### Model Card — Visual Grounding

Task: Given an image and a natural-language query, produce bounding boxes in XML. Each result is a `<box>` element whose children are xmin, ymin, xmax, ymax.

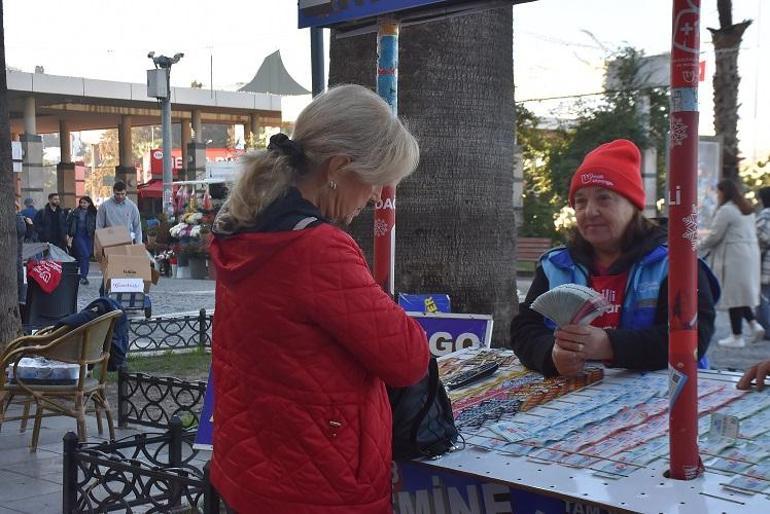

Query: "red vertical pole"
<box><xmin>668</xmin><ymin>0</ymin><xmax>702</xmax><ymax>480</ymax></box>
<box><xmin>374</xmin><ymin>17</ymin><xmax>399</xmax><ymax>295</ymax></box>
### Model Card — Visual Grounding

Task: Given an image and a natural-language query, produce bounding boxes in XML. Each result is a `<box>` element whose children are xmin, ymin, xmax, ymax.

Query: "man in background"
<box><xmin>96</xmin><ymin>180</ymin><xmax>143</xmax><ymax>244</ymax></box>
<box><xmin>19</xmin><ymin>197</ymin><xmax>37</xmax><ymax>242</ymax></box>
<box><xmin>34</xmin><ymin>193</ymin><xmax>67</xmax><ymax>248</ymax></box>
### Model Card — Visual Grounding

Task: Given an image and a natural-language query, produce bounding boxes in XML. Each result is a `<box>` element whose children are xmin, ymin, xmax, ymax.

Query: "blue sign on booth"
<box><xmin>193</xmin><ymin>371</ymin><xmax>215</xmax><ymax>450</ymax></box>
<box><xmin>394</xmin><ymin>460</ymin><xmax>616</xmax><ymax>514</ymax></box>
<box><xmin>398</xmin><ymin>293</ymin><xmax>451</xmax><ymax>314</ymax></box>
<box><xmin>407</xmin><ymin>312</ymin><xmax>493</xmax><ymax>357</ymax></box>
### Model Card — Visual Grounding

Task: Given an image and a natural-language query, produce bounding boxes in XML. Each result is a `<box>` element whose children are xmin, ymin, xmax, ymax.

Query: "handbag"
<box><xmin>388</xmin><ymin>357</ymin><xmax>459</xmax><ymax>460</ymax></box>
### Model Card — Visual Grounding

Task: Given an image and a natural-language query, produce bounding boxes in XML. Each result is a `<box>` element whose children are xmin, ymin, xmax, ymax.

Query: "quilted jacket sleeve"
<box><xmin>301</xmin><ymin>228</ymin><xmax>430</xmax><ymax>388</ymax></box>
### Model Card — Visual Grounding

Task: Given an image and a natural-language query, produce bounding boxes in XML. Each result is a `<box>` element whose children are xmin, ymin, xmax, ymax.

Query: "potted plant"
<box><xmin>180</xmin><ymin>241</ymin><xmax>208</xmax><ymax>280</ymax></box>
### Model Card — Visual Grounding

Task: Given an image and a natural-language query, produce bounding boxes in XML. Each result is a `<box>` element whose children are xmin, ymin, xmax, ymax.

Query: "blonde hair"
<box><xmin>219</xmin><ymin>84</ymin><xmax>419</xmax><ymax>233</ymax></box>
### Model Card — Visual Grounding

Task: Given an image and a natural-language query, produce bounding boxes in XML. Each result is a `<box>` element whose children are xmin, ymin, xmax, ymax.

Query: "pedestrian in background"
<box><xmin>20</xmin><ymin>197</ymin><xmax>37</xmax><ymax>242</ymax></box>
<box><xmin>33</xmin><ymin>192</ymin><xmax>67</xmax><ymax>249</ymax></box>
<box><xmin>96</xmin><ymin>181</ymin><xmax>142</xmax><ymax>244</ymax></box>
<box><xmin>756</xmin><ymin>186</ymin><xmax>770</xmax><ymax>336</ymax></box>
<box><xmin>67</xmin><ymin>195</ymin><xmax>97</xmax><ymax>285</ymax></box>
<box><xmin>700</xmin><ymin>179</ymin><xmax>763</xmax><ymax>347</ymax></box>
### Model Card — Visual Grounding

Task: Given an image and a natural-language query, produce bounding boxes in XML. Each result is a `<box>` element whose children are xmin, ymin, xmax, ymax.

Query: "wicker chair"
<box><xmin>0</xmin><ymin>310</ymin><xmax>122</xmax><ymax>450</ymax></box>
<box><xmin>0</xmin><ymin>325</ymin><xmax>69</xmax><ymax>434</ymax></box>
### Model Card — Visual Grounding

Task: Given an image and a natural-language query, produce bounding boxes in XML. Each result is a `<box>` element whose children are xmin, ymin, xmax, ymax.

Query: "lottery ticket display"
<box><xmin>398</xmin><ymin>347</ymin><xmax>770</xmax><ymax>514</ymax></box>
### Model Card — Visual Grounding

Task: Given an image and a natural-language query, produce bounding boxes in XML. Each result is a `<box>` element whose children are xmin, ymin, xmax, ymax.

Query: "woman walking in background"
<box><xmin>67</xmin><ymin>195</ymin><xmax>97</xmax><ymax>285</ymax></box>
<box><xmin>700</xmin><ymin>179</ymin><xmax>763</xmax><ymax>348</ymax></box>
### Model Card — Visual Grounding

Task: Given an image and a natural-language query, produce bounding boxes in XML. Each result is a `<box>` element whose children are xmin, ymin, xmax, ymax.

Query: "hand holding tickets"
<box><xmin>531</xmin><ymin>284</ymin><xmax>613</xmax><ymax>376</ymax></box>
<box><xmin>530</xmin><ymin>284</ymin><xmax>610</xmax><ymax>328</ymax></box>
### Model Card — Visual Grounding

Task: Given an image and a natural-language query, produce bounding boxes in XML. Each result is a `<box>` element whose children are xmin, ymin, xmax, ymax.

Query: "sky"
<box><xmin>4</xmin><ymin>0</ymin><xmax>768</xmax><ymax>163</ymax></box>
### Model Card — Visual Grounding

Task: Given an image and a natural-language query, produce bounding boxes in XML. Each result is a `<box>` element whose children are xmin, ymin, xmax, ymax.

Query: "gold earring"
<box><xmin>329</xmin><ymin>181</ymin><xmax>337</xmax><ymax>190</ymax></box>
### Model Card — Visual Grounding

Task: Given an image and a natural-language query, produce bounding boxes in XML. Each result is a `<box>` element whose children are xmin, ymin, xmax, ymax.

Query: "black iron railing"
<box><xmin>128</xmin><ymin>309</ymin><xmax>212</xmax><ymax>354</ymax></box>
<box><xmin>118</xmin><ymin>370</ymin><xmax>208</xmax><ymax>430</ymax></box>
<box><xmin>62</xmin><ymin>417</ymin><xmax>226</xmax><ymax>513</ymax></box>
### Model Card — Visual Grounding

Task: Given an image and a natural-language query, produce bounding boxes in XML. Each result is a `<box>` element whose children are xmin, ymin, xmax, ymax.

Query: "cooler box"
<box><xmin>6</xmin><ymin>357</ymin><xmax>79</xmax><ymax>385</ymax></box>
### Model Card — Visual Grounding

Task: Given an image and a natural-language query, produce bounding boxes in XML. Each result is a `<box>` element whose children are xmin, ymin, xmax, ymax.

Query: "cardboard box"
<box><xmin>94</xmin><ymin>226</ymin><xmax>132</xmax><ymax>259</ymax></box>
<box><xmin>103</xmin><ymin>254</ymin><xmax>153</xmax><ymax>293</ymax></box>
<box><xmin>103</xmin><ymin>243</ymin><xmax>148</xmax><ymax>259</ymax></box>
<box><xmin>104</xmin><ymin>243</ymin><xmax>160</xmax><ymax>285</ymax></box>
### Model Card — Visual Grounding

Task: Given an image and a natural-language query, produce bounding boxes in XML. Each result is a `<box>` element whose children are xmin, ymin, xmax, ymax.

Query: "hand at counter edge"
<box><xmin>737</xmin><ymin>360</ymin><xmax>770</xmax><ymax>391</ymax></box>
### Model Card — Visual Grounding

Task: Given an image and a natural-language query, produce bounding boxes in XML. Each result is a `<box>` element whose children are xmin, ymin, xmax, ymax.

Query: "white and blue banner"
<box><xmin>394</xmin><ymin>461</ymin><xmax>618</xmax><ymax>514</ymax></box>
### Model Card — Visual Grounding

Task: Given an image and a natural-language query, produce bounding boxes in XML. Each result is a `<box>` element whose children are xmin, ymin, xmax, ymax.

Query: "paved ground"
<box><xmin>0</xmin><ymin>402</ymin><xmax>139</xmax><ymax>513</ymax></box>
<box><xmin>0</xmin><ymin>400</ymin><xmax>210</xmax><ymax>513</ymax></box>
<box><xmin>77</xmin><ymin>269</ymin><xmax>215</xmax><ymax>317</ymax></box>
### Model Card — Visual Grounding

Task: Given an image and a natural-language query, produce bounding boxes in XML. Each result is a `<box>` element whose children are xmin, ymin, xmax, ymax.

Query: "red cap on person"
<box><xmin>568</xmin><ymin>139</ymin><xmax>645</xmax><ymax>210</ymax></box>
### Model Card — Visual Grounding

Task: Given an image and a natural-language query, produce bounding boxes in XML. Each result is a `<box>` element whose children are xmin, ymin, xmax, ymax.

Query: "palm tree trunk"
<box><xmin>330</xmin><ymin>8</ymin><xmax>518</xmax><ymax>345</ymax></box>
<box><xmin>708</xmin><ymin>0</ymin><xmax>752</xmax><ymax>180</ymax></box>
<box><xmin>0</xmin><ymin>0</ymin><xmax>23</xmax><ymax>350</ymax></box>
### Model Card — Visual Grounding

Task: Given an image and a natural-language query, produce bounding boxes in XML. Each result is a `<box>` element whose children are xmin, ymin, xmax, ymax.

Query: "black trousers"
<box><xmin>729</xmin><ymin>306</ymin><xmax>755</xmax><ymax>335</ymax></box>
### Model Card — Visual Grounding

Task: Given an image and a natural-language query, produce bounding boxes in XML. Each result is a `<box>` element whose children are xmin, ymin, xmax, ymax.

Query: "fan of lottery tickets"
<box><xmin>531</xmin><ymin>284</ymin><xmax>610</xmax><ymax>328</ymax></box>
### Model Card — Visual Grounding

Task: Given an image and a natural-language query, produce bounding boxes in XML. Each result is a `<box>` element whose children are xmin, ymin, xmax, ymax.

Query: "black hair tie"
<box><xmin>267</xmin><ymin>133</ymin><xmax>307</xmax><ymax>174</ymax></box>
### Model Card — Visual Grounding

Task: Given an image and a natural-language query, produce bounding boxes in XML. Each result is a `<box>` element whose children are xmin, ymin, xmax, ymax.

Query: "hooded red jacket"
<box><xmin>209</xmin><ymin>224</ymin><xmax>429</xmax><ymax>514</ymax></box>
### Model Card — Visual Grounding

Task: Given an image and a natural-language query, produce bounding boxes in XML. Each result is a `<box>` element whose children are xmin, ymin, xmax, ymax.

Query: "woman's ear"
<box><xmin>324</xmin><ymin>155</ymin><xmax>351</xmax><ymax>182</ymax></box>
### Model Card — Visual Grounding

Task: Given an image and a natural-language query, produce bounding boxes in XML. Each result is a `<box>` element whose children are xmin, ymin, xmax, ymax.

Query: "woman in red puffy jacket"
<box><xmin>209</xmin><ymin>84</ymin><xmax>430</xmax><ymax>514</ymax></box>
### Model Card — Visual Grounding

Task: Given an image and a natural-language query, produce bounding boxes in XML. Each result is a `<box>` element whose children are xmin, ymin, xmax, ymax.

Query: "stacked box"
<box><xmin>95</xmin><ymin>227</ymin><xmax>160</xmax><ymax>293</ymax></box>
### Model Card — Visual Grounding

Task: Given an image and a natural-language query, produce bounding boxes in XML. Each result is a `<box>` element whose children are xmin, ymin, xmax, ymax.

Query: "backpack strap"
<box><xmin>293</xmin><ymin>216</ymin><xmax>320</xmax><ymax>231</ymax></box>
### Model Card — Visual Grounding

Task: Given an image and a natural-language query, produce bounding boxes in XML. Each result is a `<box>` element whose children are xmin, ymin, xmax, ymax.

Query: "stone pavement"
<box><xmin>0</xmin><ymin>399</ymin><xmax>212</xmax><ymax>513</ymax></box>
<box><xmin>77</xmin><ymin>269</ymin><xmax>215</xmax><ymax>317</ymax></box>
<box><xmin>0</xmin><ymin>400</ymin><xmax>140</xmax><ymax>513</ymax></box>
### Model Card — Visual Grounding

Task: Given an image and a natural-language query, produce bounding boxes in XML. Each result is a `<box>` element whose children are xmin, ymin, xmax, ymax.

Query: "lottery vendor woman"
<box><xmin>510</xmin><ymin>139</ymin><xmax>720</xmax><ymax>377</ymax></box>
<box><xmin>209</xmin><ymin>84</ymin><xmax>430</xmax><ymax>514</ymax></box>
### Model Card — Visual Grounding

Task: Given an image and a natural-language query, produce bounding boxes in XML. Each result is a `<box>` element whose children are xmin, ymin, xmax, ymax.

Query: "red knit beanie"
<box><xmin>568</xmin><ymin>139</ymin><xmax>645</xmax><ymax>210</ymax></box>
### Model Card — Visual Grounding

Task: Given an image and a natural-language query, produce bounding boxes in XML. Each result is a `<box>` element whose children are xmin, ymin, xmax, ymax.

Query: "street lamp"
<box><xmin>147</xmin><ymin>51</ymin><xmax>184</xmax><ymax>219</ymax></box>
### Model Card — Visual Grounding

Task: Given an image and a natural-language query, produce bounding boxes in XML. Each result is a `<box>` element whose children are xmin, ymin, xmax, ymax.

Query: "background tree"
<box><xmin>82</xmin><ymin>129</ymin><xmax>119</xmax><ymax>200</ymax></box>
<box><xmin>0</xmin><ymin>0</ymin><xmax>23</xmax><ymax>350</ymax></box>
<box><xmin>708</xmin><ymin>0</ymin><xmax>752</xmax><ymax>180</ymax></box>
<box><xmin>518</xmin><ymin>47</ymin><xmax>669</xmax><ymax>241</ymax></box>
<box><xmin>330</xmin><ymin>8</ymin><xmax>518</xmax><ymax>345</ymax></box>
<box><xmin>516</xmin><ymin>105</ymin><xmax>569</xmax><ymax>240</ymax></box>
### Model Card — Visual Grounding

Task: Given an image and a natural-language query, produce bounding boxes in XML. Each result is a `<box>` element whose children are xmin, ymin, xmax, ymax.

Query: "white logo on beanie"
<box><xmin>580</xmin><ymin>172</ymin><xmax>615</xmax><ymax>187</ymax></box>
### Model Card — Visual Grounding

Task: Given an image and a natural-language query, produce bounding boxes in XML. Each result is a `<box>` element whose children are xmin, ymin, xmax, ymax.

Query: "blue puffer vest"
<box><xmin>539</xmin><ymin>246</ymin><xmax>718</xmax><ymax>369</ymax></box>
<box><xmin>540</xmin><ymin>246</ymin><xmax>668</xmax><ymax>330</ymax></box>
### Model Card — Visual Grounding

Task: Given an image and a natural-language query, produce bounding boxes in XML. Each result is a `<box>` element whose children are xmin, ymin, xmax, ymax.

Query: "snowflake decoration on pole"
<box><xmin>671</xmin><ymin>116</ymin><xmax>689</xmax><ymax>147</ymax></box>
<box><xmin>682</xmin><ymin>203</ymin><xmax>698</xmax><ymax>251</ymax></box>
<box><xmin>374</xmin><ymin>218</ymin><xmax>390</xmax><ymax>238</ymax></box>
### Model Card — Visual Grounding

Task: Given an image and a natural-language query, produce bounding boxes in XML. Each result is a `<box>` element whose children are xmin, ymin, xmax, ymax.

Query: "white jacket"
<box><xmin>700</xmin><ymin>201</ymin><xmax>760</xmax><ymax>308</ymax></box>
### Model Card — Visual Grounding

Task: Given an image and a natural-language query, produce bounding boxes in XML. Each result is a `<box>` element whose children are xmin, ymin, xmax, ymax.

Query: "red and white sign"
<box><xmin>149</xmin><ymin>148</ymin><xmax>184</xmax><ymax>178</ymax></box>
<box><xmin>26</xmin><ymin>260</ymin><xmax>63</xmax><ymax>294</ymax></box>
